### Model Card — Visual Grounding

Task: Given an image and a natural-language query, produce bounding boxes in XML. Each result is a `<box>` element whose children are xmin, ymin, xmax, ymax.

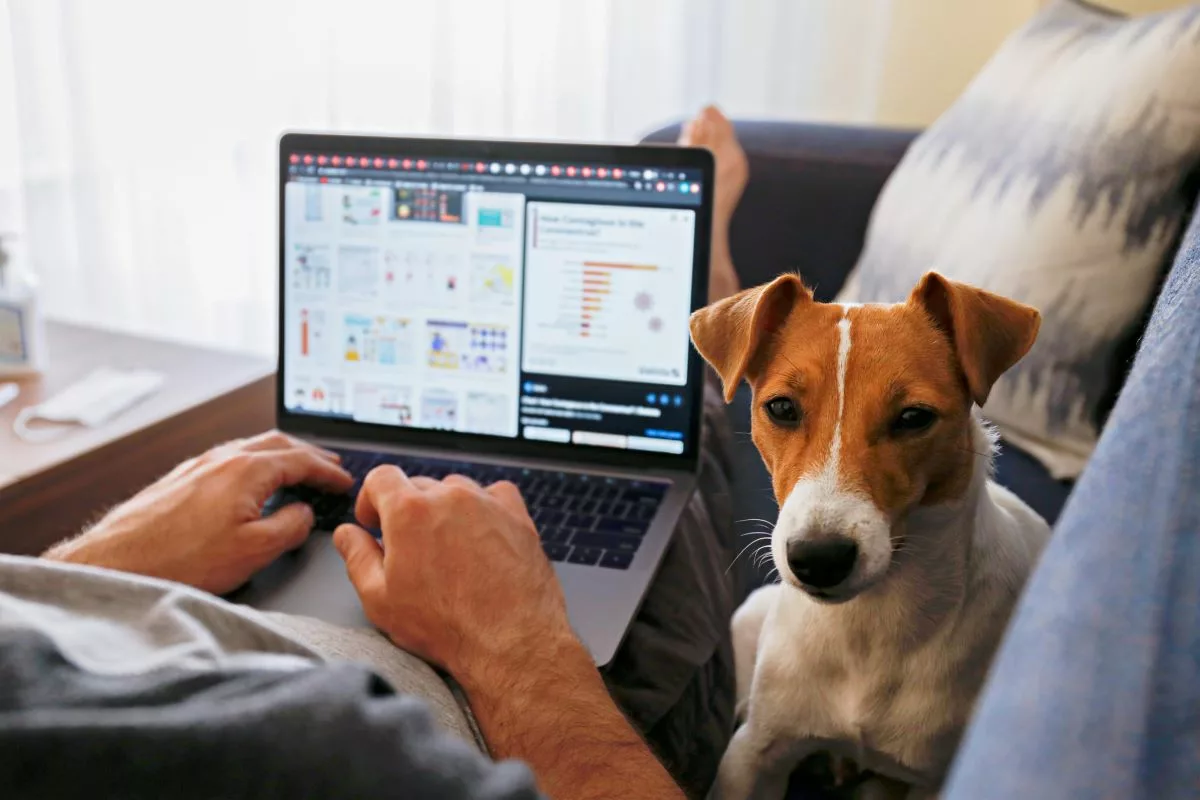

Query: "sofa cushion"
<box><xmin>991</xmin><ymin>441</ymin><xmax>1074</xmax><ymax>525</ymax></box>
<box><xmin>837</xmin><ymin>0</ymin><xmax>1200</xmax><ymax>479</ymax></box>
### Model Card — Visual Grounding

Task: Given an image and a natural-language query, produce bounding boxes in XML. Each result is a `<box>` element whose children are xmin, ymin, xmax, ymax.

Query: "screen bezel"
<box><xmin>277</xmin><ymin>131</ymin><xmax>713</xmax><ymax>473</ymax></box>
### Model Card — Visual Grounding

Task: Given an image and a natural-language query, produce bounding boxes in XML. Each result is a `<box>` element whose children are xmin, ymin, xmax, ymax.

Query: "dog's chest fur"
<box><xmin>749</xmin><ymin>479</ymin><xmax>1047</xmax><ymax>786</ymax></box>
<box><xmin>753</xmin><ymin>596</ymin><xmax>973</xmax><ymax>783</ymax></box>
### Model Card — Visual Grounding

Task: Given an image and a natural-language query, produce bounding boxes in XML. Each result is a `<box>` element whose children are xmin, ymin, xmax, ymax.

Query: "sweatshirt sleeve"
<box><xmin>0</xmin><ymin>630</ymin><xmax>544</xmax><ymax>800</ymax></box>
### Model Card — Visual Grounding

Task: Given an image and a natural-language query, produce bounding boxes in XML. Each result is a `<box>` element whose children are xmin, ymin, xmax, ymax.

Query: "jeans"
<box><xmin>944</xmin><ymin>215</ymin><xmax>1200</xmax><ymax>799</ymax></box>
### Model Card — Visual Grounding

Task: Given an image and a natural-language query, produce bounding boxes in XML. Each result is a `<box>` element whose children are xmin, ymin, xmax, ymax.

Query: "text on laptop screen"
<box><xmin>282</xmin><ymin>152</ymin><xmax>703</xmax><ymax>456</ymax></box>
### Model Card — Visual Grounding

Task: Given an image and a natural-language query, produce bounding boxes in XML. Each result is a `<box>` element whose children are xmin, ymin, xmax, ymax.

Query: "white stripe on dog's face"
<box><xmin>772</xmin><ymin>306</ymin><xmax>892</xmax><ymax>599</ymax></box>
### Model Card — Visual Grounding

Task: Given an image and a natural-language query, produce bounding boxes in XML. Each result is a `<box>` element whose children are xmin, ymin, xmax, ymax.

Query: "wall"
<box><xmin>871</xmin><ymin>0</ymin><xmax>1195</xmax><ymax>128</ymax></box>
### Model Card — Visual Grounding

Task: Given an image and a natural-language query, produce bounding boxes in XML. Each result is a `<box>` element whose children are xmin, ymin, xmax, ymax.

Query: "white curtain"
<box><xmin>0</xmin><ymin>0</ymin><xmax>892</xmax><ymax>356</ymax></box>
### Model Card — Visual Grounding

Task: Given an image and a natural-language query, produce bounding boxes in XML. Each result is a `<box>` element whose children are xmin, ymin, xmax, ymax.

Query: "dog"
<box><xmin>690</xmin><ymin>272</ymin><xmax>1051</xmax><ymax>799</ymax></box>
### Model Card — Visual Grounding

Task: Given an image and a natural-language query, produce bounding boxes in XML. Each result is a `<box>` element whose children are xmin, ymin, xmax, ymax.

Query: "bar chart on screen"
<box><xmin>522</xmin><ymin>202</ymin><xmax>695</xmax><ymax>385</ymax></box>
<box><xmin>564</xmin><ymin>259</ymin><xmax>660</xmax><ymax>341</ymax></box>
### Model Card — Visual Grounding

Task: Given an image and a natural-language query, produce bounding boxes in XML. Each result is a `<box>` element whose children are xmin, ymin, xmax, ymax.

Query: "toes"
<box><xmin>680</xmin><ymin>106</ymin><xmax>725</xmax><ymax>149</ymax></box>
<box><xmin>676</xmin><ymin>119</ymin><xmax>696</xmax><ymax>146</ymax></box>
<box><xmin>681</xmin><ymin>105</ymin><xmax>739</xmax><ymax>154</ymax></box>
<box><xmin>677</xmin><ymin>119</ymin><xmax>695</xmax><ymax>146</ymax></box>
<box><xmin>700</xmin><ymin>104</ymin><xmax>729</xmax><ymax>126</ymax></box>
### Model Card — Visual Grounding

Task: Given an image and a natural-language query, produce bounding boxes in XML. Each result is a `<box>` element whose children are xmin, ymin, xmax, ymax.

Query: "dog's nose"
<box><xmin>786</xmin><ymin>536</ymin><xmax>858</xmax><ymax>590</ymax></box>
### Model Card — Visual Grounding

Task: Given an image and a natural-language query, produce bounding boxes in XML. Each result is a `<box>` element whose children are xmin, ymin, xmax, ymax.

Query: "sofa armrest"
<box><xmin>642</xmin><ymin>120</ymin><xmax>918</xmax><ymax>299</ymax></box>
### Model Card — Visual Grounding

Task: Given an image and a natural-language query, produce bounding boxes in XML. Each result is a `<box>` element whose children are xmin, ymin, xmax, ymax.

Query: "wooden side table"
<box><xmin>0</xmin><ymin>322</ymin><xmax>275</xmax><ymax>555</ymax></box>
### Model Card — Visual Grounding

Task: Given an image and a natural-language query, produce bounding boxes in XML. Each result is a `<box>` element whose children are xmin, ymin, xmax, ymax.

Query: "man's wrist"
<box><xmin>456</xmin><ymin>628</ymin><xmax>598</xmax><ymax>708</ymax></box>
<box><xmin>451</xmin><ymin>623</ymin><xmax>685</xmax><ymax>799</ymax></box>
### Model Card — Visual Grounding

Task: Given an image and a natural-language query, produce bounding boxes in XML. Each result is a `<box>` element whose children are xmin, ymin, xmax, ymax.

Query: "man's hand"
<box><xmin>45</xmin><ymin>431</ymin><xmax>353</xmax><ymax>594</ymax></box>
<box><xmin>332</xmin><ymin>467</ymin><xmax>575</xmax><ymax>678</ymax></box>
<box><xmin>333</xmin><ymin>467</ymin><xmax>685</xmax><ymax>800</ymax></box>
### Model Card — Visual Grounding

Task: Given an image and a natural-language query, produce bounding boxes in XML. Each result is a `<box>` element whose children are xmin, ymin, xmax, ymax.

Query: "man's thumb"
<box><xmin>333</xmin><ymin>524</ymin><xmax>385</xmax><ymax>602</ymax></box>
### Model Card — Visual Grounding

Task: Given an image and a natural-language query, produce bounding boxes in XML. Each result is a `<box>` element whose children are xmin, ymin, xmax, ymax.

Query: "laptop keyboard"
<box><xmin>264</xmin><ymin>448</ymin><xmax>669</xmax><ymax>571</ymax></box>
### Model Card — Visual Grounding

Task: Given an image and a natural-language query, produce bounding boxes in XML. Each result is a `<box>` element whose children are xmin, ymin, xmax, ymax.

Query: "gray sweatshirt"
<box><xmin>0</xmin><ymin>555</ymin><xmax>542</xmax><ymax>800</ymax></box>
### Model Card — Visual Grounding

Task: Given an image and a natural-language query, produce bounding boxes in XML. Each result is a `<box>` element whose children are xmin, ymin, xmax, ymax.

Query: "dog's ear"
<box><xmin>689</xmin><ymin>274</ymin><xmax>811</xmax><ymax>402</ymax></box>
<box><xmin>908</xmin><ymin>271</ymin><xmax>1041</xmax><ymax>407</ymax></box>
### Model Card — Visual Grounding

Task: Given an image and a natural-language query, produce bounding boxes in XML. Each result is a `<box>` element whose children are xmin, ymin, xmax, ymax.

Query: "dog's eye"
<box><xmin>764</xmin><ymin>397</ymin><xmax>800</xmax><ymax>425</ymax></box>
<box><xmin>892</xmin><ymin>406</ymin><xmax>937</xmax><ymax>434</ymax></box>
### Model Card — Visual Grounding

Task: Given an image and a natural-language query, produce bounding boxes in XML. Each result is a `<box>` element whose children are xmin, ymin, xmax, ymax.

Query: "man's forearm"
<box><xmin>459</xmin><ymin>636</ymin><xmax>684</xmax><ymax>800</ymax></box>
<box><xmin>42</xmin><ymin>521</ymin><xmax>152</xmax><ymax>577</ymax></box>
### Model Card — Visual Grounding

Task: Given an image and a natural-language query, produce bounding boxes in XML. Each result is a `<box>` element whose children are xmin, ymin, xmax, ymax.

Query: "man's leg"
<box><xmin>260</xmin><ymin>611</ymin><xmax>487</xmax><ymax>749</ymax></box>
<box><xmin>679</xmin><ymin>105</ymin><xmax>748</xmax><ymax>304</ymax></box>
<box><xmin>602</xmin><ymin>106</ymin><xmax>750</xmax><ymax>798</ymax></box>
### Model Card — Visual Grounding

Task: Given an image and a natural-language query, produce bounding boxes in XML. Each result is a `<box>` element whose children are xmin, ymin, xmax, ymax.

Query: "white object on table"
<box><xmin>13</xmin><ymin>367</ymin><xmax>164</xmax><ymax>443</ymax></box>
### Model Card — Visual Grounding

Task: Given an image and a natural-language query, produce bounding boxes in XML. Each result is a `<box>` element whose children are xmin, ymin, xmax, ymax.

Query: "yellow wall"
<box><xmin>872</xmin><ymin>0</ymin><xmax>1196</xmax><ymax>128</ymax></box>
<box><xmin>874</xmin><ymin>0</ymin><xmax>1039</xmax><ymax>127</ymax></box>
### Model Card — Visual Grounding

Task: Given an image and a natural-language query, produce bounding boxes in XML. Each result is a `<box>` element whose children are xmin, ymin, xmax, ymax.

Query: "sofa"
<box><xmin>644</xmin><ymin>120</ymin><xmax>1199</xmax><ymax>797</ymax></box>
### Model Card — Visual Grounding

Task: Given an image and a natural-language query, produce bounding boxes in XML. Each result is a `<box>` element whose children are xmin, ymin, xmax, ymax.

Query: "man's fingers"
<box><xmin>442</xmin><ymin>473</ymin><xmax>482</xmax><ymax>491</ymax></box>
<box><xmin>244</xmin><ymin>502</ymin><xmax>315</xmax><ymax>556</ymax></box>
<box><xmin>245</xmin><ymin>450</ymin><xmax>352</xmax><ymax>507</ymax></box>
<box><xmin>239</xmin><ymin>431</ymin><xmax>341</xmax><ymax>463</ymax></box>
<box><xmin>486</xmin><ymin>480</ymin><xmax>530</xmax><ymax>517</ymax></box>
<box><xmin>333</xmin><ymin>524</ymin><xmax>386</xmax><ymax>606</ymax></box>
<box><xmin>355</xmin><ymin>465</ymin><xmax>415</xmax><ymax>529</ymax></box>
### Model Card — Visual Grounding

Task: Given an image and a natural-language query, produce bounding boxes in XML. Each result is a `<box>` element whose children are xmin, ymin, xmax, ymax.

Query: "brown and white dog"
<box><xmin>691</xmin><ymin>272</ymin><xmax>1051</xmax><ymax>799</ymax></box>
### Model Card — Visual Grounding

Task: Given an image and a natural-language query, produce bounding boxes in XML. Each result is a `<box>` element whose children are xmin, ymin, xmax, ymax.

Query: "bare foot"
<box><xmin>679</xmin><ymin>105</ymin><xmax>748</xmax><ymax>302</ymax></box>
<box><xmin>680</xmin><ymin>106</ymin><xmax>749</xmax><ymax>227</ymax></box>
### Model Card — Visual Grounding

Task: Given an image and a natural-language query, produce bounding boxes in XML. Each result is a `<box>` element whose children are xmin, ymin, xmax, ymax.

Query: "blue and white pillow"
<box><xmin>838</xmin><ymin>0</ymin><xmax>1200</xmax><ymax>479</ymax></box>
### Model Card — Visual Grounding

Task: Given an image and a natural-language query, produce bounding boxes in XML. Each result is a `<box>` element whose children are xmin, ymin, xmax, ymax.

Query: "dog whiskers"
<box><xmin>726</xmin><ymin>533</ymin><xmax>773</xmax><ymax>575</ymax></box>
<box><xmin>751</xmin><ymin>543</ymin><xmax>773</xmax><ymax>568</ymax></box>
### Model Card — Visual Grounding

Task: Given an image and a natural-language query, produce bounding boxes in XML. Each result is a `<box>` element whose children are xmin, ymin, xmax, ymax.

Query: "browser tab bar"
<box><xmin>286</xmin><ymin>152</ymin><xmax>704</xmax><ymax>196</ymax></box>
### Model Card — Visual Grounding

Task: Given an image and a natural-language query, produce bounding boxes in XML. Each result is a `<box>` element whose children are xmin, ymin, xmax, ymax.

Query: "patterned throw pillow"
<box><xmin>838</xmin><ymin>0</ymin><xmax>1200</xmax><ymax>479</ymax></box>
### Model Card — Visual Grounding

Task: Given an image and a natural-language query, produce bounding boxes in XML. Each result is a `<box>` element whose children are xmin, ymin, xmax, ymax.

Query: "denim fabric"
<box><xmin>945</xmin><ymin>208</ymin><xmax>1200</xmax><ymax>798</ymax></box>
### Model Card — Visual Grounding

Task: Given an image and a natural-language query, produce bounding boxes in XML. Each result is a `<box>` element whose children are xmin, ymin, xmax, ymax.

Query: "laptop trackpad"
<box><xmin>230</xmin><ymin>534</ymin><xmax>371</xmax><ymax>628</ymax></box>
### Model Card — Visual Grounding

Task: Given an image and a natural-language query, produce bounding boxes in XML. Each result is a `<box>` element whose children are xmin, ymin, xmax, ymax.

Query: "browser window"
<box><xmin>282</xmin><ymin>153</ymin><xmax>703</xmax><ymax>455</ymax></box>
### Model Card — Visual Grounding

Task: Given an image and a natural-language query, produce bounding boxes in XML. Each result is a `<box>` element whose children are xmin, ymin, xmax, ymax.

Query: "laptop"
<box><xmin>236</xmin><ymin>133</ymin><xmax>713</xmax><ymax>667</ymax></box>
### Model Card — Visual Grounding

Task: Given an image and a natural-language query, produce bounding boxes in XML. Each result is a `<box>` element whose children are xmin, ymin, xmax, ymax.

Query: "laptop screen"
<box><xmin>280</xmin><ymin>138</ymin><xmax>709</xmax><ymax>461</ymax></box>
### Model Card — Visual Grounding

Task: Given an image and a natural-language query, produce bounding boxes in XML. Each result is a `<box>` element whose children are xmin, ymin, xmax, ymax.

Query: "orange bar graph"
<box><xmin>583</xmin><ymin>261</ymin><xmax>658</xmax><ymax>271</ymax></box>
<box><xmin>565</xmin><ymin>260</ymin><xmax>651</xmax><ymax>341</ymax></box>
